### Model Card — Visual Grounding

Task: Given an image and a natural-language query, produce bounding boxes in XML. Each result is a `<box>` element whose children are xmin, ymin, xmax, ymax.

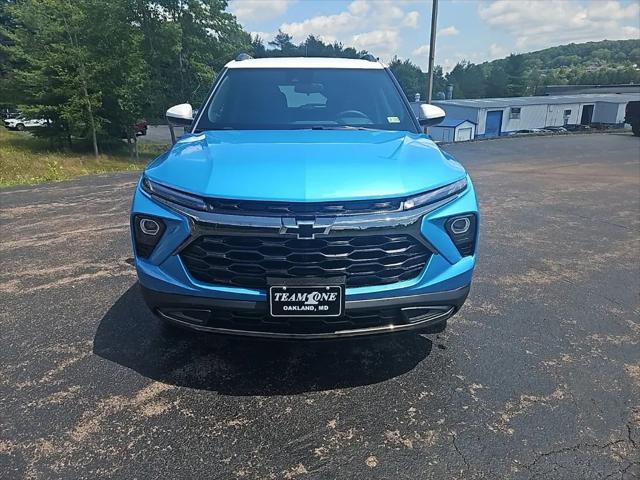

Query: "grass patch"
<box><xmin>0</xmin><ymin>127</ymin><xmax>168</xmax><ymax>187</ymax></box>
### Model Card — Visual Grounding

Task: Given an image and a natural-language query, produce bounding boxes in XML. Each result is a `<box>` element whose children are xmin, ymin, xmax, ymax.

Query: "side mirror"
<box><xmin>166</xmin><ymin>103</ymin><xmax>193</xmax><ymax>144</ymax></box>
<box><xmin>166</xmin><ymin>103</ymin><xmax>193</xmax><ymax>126</ymax></box>
<box><xmin>418</xmin><ymin>104</ymin><xmax>445</xmax><ymax>127</ymax></box>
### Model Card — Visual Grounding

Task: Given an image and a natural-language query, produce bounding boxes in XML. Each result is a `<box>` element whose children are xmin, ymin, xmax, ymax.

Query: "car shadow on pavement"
<box><xmin>93</xmin><ymin>283</ymin><xmax>433</xmax><ymax>395</ymax></box>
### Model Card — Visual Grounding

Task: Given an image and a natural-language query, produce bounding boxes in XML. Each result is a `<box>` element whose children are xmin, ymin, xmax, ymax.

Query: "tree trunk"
<box><xmin>66</xmin><ymin>124</ymin><xmax>73</xmax><ymax>150</ymax></box>
<box><xmin>59</xmin><ymin>13</ymin><xmax>98</xmax><ymax>158</ymax></box>
<box><xmin>127</xmin><ymin>130</ymin><xmax>133</xmax><ymax>160</ymax></box>
<box><xmin>134</xmin><ymin>132</ymin><xmax>139</xmax><ymax>162</ymax></box>
<box><xmin>82</xmin><ymin>84</ymin><xmax>99</xmax><ymax>159</ymax></box>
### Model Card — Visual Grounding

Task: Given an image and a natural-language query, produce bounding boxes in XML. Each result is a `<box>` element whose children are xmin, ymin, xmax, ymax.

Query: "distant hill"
<box><xmin>490</xmin><ymin>39</ymin><xmax>640</xmax><ymax>71</ymax></box>
<box><xmin>443</xmin><ymin>39</ymin><xmax>640</xmax><ymax>100</ymax></box>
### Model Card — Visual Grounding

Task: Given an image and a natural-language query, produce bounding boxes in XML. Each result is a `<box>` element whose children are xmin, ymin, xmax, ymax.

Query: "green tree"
<box><xmin>0</xmin><ymin>0</ymin><xmax>18</xmax><ymax>109</ymax></box>
<box><xmin>504</xmin><ymin>54</ymin><xmax>527</xmax><ymax>96</ymax></box>
<box><xmin>388</xmin><ymin>57</ymin><xmax>445</xmax><ymax>101</ymax></box>
<box><xmin>485</xmin><ymin>65</ymin><xmax>509</xmax><ymax>97</ymax></box>
<box><xmin>389</xmin><ymin>57</ymin><xmax>425</xmax><ymax>100</ymax></box>
<box><xmin>445</xmin><ymin>62</ymin><xmax>485</xmax><ymax>98</ymax></box>
<box><xmin>268</xmin><ymin>30</ymin><xmax>296</xmax><ymax>56</ymax></box>
<box><xmin>460</xmin><ymin>63</ymin><xmax>485</xmax><ymax>98</ymax></box>
<box><xmin>3</xmin><ymin>0</ymin><xmax>251</xmax><ymax>152</ymax></box>
<box><xmin>431</xmin><ymin>66</ymin><xmax>447</xmax><ymax>99</ymax></box>
<box><xmin>7</xmin><ymin>0</ymin><xmax>141</xmax><ymax>156</ymax></box>
<box><xmin>135</xmin><ymin>0</ymin><xmax>251</xmax><ymax>117</ymax></box>
<box><xmin>251</xmin><ymin>34</ymin><xmax>267</xmax><ymax>57</ymax></box>
<box><xmin>592</xmin><ymin>48</ymin><xmax>612</xmax><ymax>62</ymax></box>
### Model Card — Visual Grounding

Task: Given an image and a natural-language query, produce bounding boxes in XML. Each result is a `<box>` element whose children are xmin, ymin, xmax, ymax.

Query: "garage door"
<box><xmin>456</xmin><ymin>127</ymin><xmax>473</xmax><ymax>141</ymax></box>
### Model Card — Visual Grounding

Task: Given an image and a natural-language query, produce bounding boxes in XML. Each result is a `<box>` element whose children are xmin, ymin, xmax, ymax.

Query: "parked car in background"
<box><xmin>565</xmin><ymin>124</ymin><xmax>591</xmax><ymax>132</ymax></box>
<box><xmin>134</xmin><ymin>120</ymin><xmax>148</xmax><ymax>136</ymax></box>
<box><xmin>3</xmin><ymin>116</ymin><xmax>47</xmax><ymax>131</ymax></box>
<box><xmin>120</xmin><ymin>120</ymin><xmax>148</xmax><ymax>139</ymax></box>
<box><xmin>543</xmin><ymin>126</ymin><xmax>568</xmax><ymax>133</ymax></box>
<box><xmin>508</xmin><ymin>128</ymin><xmax>547</xmax><ymax>136</ymax></box>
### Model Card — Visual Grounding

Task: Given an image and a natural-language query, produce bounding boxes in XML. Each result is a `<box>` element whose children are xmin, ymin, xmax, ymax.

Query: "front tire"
<box><xmin>16</xmin><ymin>123</ymin><xmax>25</xmax><ymax>131</ymax></box>
<box><xmin>632</xmin><ymin>123</ymin><xmax>640</xmax><ymax>137</ymax></box>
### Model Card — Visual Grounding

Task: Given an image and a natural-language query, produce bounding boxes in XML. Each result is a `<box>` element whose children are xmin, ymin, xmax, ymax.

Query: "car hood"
<box><xmin>145</xmin><ymin>130</ymin><xmax>466</xmax><ymax>202</ymax></box>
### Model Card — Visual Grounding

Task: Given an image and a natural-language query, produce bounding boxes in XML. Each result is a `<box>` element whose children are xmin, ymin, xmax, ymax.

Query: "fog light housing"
<box><xmin>133</xmin><ymin>214</ymin><xmax>166</xmax><ymax>258</ymax></box>
<box><xmin>450</xmin><ymin>217</ymin><xmax>470</xmax><ymax>234</ymax></box>
<box><xmin>140</xmin><ymin>218</ymin><xmax>160</xmax><ymax>235</ymax></box>
<box><xmin>445</xmin><ymin>214</ymin><xmax>477</xmax><ymax>257</ymax></box>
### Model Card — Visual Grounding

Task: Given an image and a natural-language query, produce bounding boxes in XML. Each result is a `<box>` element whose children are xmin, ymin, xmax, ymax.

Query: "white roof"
<box><xmin>433</xmin><ymin>93</ymin><xmax>640</xmax><ymax>109</ymax></box>
<box><xmin>225</xmin><ymin>57</ymin><xmax>384</xmax><ymax>69</ymax></box>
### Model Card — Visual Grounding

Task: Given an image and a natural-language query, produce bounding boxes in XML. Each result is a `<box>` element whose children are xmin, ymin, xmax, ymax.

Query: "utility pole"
<box><xmin>427</xmin><ymin>0</ymin><xmax>439</xmax><ymax>104</ymax></box>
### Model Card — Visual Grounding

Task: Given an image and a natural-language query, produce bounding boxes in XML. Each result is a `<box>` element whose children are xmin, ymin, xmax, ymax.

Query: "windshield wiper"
<box><xmin>306</xmin><ymin>125</ymin><xmax>381</xmax><ymax>131</ymax></box>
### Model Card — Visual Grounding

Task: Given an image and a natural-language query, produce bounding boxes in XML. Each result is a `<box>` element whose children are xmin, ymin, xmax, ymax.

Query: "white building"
<box><xmin>428</xmin><ymin>118</ymin><xmax>476</xmax><ymax>142</ymax></box>
<box><xmin>427</xmin><ymin>93</ymin><xmax>640</xmax><ymax>138</ymax></box>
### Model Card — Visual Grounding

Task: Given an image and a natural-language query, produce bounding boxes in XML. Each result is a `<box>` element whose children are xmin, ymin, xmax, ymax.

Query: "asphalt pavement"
<box><xmin>1</xmin><ymin>133</ymin><xmax>639</xmax><ymax>479</ymax></box>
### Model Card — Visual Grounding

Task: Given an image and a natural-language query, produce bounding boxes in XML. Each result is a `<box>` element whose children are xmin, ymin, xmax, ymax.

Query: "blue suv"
<box><xmin>131</xmin><ymin>55</ymin><xmax>479</xmax><ymax>339</ymax></box>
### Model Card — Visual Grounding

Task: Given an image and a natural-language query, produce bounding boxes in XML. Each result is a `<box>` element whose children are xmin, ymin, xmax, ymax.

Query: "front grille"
<box><xmin>181</xmin><ymin>234</ymin><xmax>431</xmax><ymax>290</ymax></box>
<box><xmin>205</xmin><ymin>198</ymin><xmax>403</xmax><ymax>216</ymax></box>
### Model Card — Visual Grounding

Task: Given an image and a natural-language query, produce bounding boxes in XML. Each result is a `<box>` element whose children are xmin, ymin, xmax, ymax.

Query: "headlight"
<box><xmin>403</xmin><ymin>177</ymin><xmax>467</xmax><ymax>210</ymax></box>
<box><xmin>141</xmin><ymin>176</ymin><xmax>207</xmax><ymax>211</ymax></box>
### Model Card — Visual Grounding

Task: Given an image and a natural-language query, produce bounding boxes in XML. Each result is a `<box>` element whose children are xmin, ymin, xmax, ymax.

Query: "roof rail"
<box><xmin>360</xmin><ymin>54</ymin><xmax>378</xmax><ymax>62</ymax></box>
<box><xmin>235</xmin><ymin>53</ymin><xmax>253</xmax><ymax>61</ymax></box>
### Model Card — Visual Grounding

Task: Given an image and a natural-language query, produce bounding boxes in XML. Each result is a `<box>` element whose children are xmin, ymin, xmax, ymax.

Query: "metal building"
<box><xmin>427</xmin><ymin>93</ymin><xmax>640</xmax><ymax>138</ymax></box>
<box><xmin>537</xmin><ymin>84</ymin><xmax>640</xmax><ymax>95</ymax></box>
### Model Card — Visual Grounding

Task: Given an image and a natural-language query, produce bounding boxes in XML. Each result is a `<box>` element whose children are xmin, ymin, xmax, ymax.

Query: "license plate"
<box><xmin>269</xmin><ymin>285</ymin><xmax>344</xmax><ymax>317</ymax></box>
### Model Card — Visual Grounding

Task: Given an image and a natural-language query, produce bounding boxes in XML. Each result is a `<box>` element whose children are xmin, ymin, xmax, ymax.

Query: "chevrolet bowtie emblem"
<box><xmin>281</xmin><ymin>218</ymin><xmax>334</xmax><ymax>239</ymax></box>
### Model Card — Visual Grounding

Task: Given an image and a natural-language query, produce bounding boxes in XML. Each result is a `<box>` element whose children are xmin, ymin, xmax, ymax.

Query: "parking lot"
<box><xmin>1</xmin><ymin>133</ymin><xmax>638</xmax><ymax>479</ymax></box>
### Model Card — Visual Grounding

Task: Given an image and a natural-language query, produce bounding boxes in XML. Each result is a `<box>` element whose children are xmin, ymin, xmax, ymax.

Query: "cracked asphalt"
<box><xmin>1</xmin><ymin>133</ymin><xmax>639</xmax><ymax>479</ymax></box>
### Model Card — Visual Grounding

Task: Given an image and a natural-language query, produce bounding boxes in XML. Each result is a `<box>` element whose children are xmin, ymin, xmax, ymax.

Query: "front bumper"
<box><xmin>131</xmin><ymin>175</ymin><xmax>479</xmax><ymax>338</ymax></box>
<box><xmin>142</xmin><ymin>283</ymin><xmax>469</xmax><ymax>339</ymax></box>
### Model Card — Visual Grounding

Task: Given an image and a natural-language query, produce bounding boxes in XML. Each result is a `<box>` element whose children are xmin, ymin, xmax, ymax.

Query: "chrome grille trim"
<box><xmin>148</xmin><ymin>193</ymin><xmax>458</xmax><ymax>257</ymax></box>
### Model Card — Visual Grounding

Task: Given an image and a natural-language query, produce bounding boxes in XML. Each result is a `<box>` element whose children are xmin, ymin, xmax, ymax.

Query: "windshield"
<box><xmin>194</xmin><ymin>68</ymin><xmax>417</xmax><ymax>132</ymax></box>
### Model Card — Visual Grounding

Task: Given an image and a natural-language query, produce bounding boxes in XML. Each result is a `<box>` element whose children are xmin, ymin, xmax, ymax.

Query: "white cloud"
<box><xmin>489</xmin><ymin>42</ymin><xmax>507</xmax><ymax>59</ymax></box>
<box><xmin>479</xmin><ymin>0</ymin><xmax>640</xmax><ymax>50</ymax></box>
<box><xmin>383</xmin><ymin>4</ymin><xmax>407</xmax><ymax>21</ymax></box>
<box><xmin>352</xmin><ymin>30</ymin><xmax>400</xmax><ymax>53</ymax></box>
<box><xmin>279</xmin><ymin>0</ymin><xmax>422</xmax><ymax>59</ymax></box>
<box><xmin>348</xmin><ymin>0</ymin><xmax>370</xmax><ymax>16</ymax></box>
<box><xmin>438</xmin><ymin>25</ymin><xmax>460</xmax><ymax>37</ymax></box>
<box><xmin>439</xmin><ymin>51</ymin><xmax>487</xmax><ymax>72</ymax></box>
<box><xmin>280</xmin><ymin>12</ymin><xmax>355</xmax><ymax>44</ymax></box>
<box><xmin>403</xmin><ymin>11</ymin><xmax>420</xmax><ymax>28</ymax></box>
<box><xmin>412</xmin><ymin>44</ymin><xmax>430</xmax><ymax>57</ymax></box>
<box><xmin>584</xmin><ymin>0</ymin><xmax>640</xmax><ymax>19</ymax></box>
<box><xmin>623</xmin><ymin>25</ymin><xmax>640</xmax><ymax>37</ymax></box>
<box><xmin>229</xmin><ymin>0</ymin><xmax>293</xmax><ymax>25</ymax></box>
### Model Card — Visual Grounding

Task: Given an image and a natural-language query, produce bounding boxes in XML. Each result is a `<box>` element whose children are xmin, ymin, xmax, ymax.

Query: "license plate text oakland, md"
<box><xmin>269</xmin><ymin>286</ymin><xmax>343</xmax><ymax>317</ymax></box>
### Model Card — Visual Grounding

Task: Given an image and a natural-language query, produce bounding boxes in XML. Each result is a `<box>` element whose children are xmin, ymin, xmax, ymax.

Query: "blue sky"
<box><xmin>228</xmin><ymin>0</ymin><xmax>640</xmax><ymax>71</ymax></box>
